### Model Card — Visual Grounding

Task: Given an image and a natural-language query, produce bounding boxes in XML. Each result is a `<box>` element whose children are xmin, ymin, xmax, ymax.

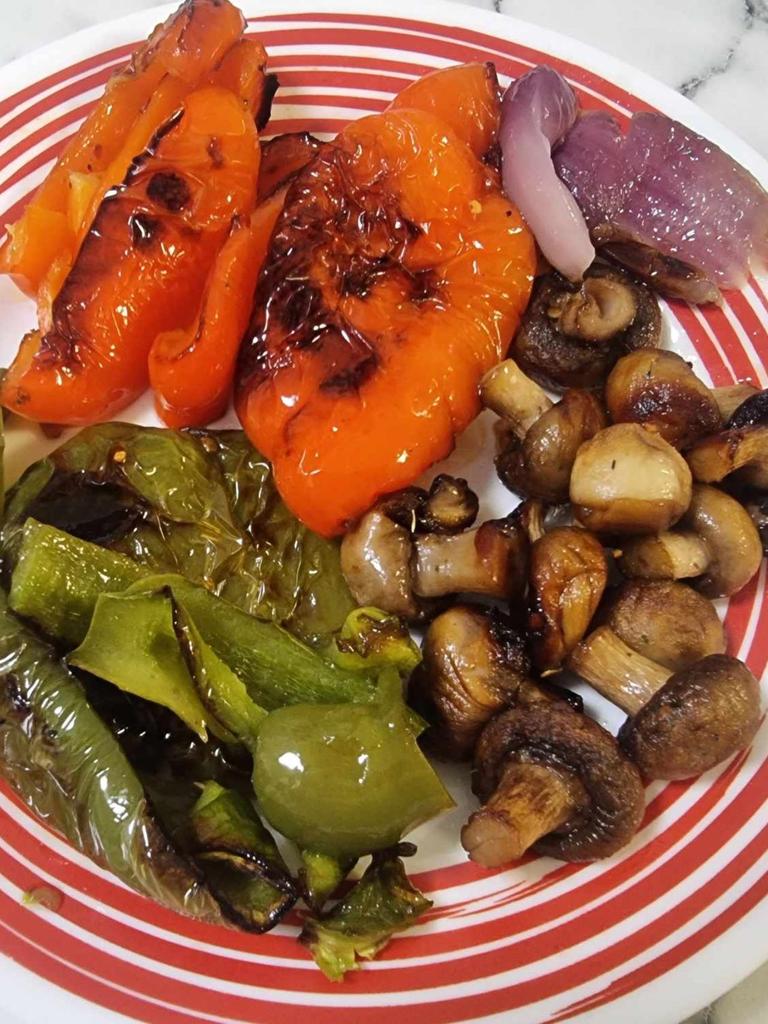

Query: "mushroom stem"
<box><xmin>711</xmin><ymin>383</ymin><xmax>760</xmax><ymax>422</ymax></box>
<box><xmin>412</xmin><ymin>519</ymin><xmax>526</xmax><ymax>599</ymax></box>
<box><xmin>480</xmin><ymin>360</ymin><xmax>552</xmax><ymax>437</ymax></box>
<box><xmin>461</xmin><ymin>762</ymin><xmax>587</xmax><ymax>867</ymax></box>
<box><xmin>568</xmin><ymin>626</ymin><xmax>670</xmax><ymax>716</ymax></box>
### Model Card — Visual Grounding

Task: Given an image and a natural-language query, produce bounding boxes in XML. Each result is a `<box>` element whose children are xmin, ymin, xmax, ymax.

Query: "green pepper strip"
<box><xmin>9</xmin><ymin>520</ymin><xmax>375</xmax><ymax>710</ymax></box>
<box><xmin>0</xmin><ymin>589</ymin><xmax>223</xmax><ymax>922</ymax></box>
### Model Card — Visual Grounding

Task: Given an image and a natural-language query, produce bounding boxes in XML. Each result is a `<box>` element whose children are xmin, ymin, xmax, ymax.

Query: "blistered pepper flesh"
<box><xmin>0</xmin><ymin>0</ymin><xmax>245</xmax><ymax>297</ymax></box>
<box><xmin>235</xmin><ymin>108</ymin><xmax>535</xmax><ymax>536</ymax></box>
<box><xmin>1</xmin><ymin>87</ymin><xmax>260</xmax><ymax>425</ymax></box>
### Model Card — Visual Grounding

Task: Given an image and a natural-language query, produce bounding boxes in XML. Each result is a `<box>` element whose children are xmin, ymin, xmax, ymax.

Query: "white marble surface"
<box><xmin>0</xmin><ymin>2</ymin><xmax>766</xmax><ymax>1024</ymax></box>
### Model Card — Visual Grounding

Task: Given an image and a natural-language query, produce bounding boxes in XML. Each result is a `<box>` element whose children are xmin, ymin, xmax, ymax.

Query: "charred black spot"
<box><xmin>147</xmin><ymin>171</ymin><xmax>191</xmax><ymax>212</ymax></box>
<box><xmin>410</xmin><ymin>268</ymin><xmax>442</xmax><ymax>303</ymax></box>
<box><xmin>4</xmin><ymin>674</ymin><xmax>30</xmax><ymax>716</ymax></box>
<box><xmin>207</xmin><ymin>137</ymin><xmax>224</xmax><ymax>168</ymax></box>
<box><xmin>129</xmin><ymin>212</ymin><xmax>161</xmax><ymax>248</ymax></box>
<box><xmin>279</xmin><ymin>281</ymin><xmax>323</xmax><ymax>336</ymax></box>
<box><xmin>482</xmin><ymin>141</ymin><xmax>502</xmax><ymax>172</ymax></box>
<box><xmin>256</xmin><ymin>73</ymin><xmax>279</xmax><ymax>133</ymax></box>
<box><xmin>127</xmin><ymin>108</ymin><xmax>184</xmax><ymax>183</ymax></box>
<box><xmin>320</xmin><ymin>352</ymin><xmax>379</xmax><ymax>394</ymax></box>
<box><xmin>727</xmin><ymin>390</ymin><xmax>768</xmax><ymax>429</ymax></box>
<box><xmin>26</xmin><ymin>471</ymin><xmax>147</xmax><ymax>546</ymax></box>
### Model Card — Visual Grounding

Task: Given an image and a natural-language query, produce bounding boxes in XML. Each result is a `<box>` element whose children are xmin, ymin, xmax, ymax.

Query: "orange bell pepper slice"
<box><xmin>149</xmin><ymin>189</ymin><xmax>283</xmax><ymax>428</ymax></box>
<box><xmin>235</xmin><ymin>108</ymin><xmax>535</xmax><ymax>537</ymax></box>
<box><xmin>389</xmin><ymin>62</ymin><xmax>501</xmax><ymax>163</ymax></box>
<box><xmin>0</xmin><ymin>0</ymin><xmax>245</xmax><ymax>297</ymax></box>
<box><xmin>149</xmin><ymin>134</ymin><xmax>320</xmax><ymax>428</ymax></box>
<box><xmin>257</xmin><ymin>133</ymin><xmax>322</xmax><ymax>201</ymax></box>
<box><xmin>1</xmin><ymin>86</ymin><xmax>260</xmax><ymax>426</ymax></box>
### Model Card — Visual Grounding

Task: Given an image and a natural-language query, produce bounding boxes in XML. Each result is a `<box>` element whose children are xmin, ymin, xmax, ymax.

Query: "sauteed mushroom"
<box><xmin>411</xmin><ymin>605</ymin><xmax>542</xmax><ymax>760</ymax></box>
<box><xmin>687</xmin><ymin>389</ymin><xmax>768</xmax><ymax>489</ymax></box>
<box><xmin>511</xmin><ymin>264</ymin><xmax>661</xmax><ymax>392</ymax></box>
<box><xmin>570</xmin><ymin>629</ymin><xmax>760</xmax><ymax>779</ymax></box>
<box><xmin>570</xmin><ymin>423</ymin><xmax>692</xmax><ymax>534</ymax></box>
<box><xmin>618</xmin><ymin>484</ymin><xmax>763</xmax><ymax>598</ymax></box>
<box><xmin>527</xmin><ymin>527</ymin><xmax>608</xmax><ymax>671</ymax></box>
<box><xmin>341</xmin><ymin>482</ymin><xmax>527</xmax><ymax>616</ymax></box>
<box><xmin>481</xmin><ymin>360</ymin><xmax>606</xmax><ymax>503</ymax></box>
<box><xmin>462</xmin><ymin>703</ymin><xmax>644</xmax><ymax>865</ymax></box>
<box><xmin>601</xmin><ymin>580</ymin><xmax>726</xmax><ymax>671</ymax></box>
<box><xmin>605</xmin><ymin>349</ymin><xmax>722</xmax><ymax>449</ymax></box>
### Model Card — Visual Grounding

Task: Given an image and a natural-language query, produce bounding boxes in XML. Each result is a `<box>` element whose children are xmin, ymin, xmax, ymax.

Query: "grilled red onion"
<box><xmin>555</xmin><ymin>110</ymin><xmax>768</xmax><ymax>303</ymax></box>
<box><xmin>500</xmin><ymin>66</ymin><xmax>594</xmax><ymax>282</ymax></box>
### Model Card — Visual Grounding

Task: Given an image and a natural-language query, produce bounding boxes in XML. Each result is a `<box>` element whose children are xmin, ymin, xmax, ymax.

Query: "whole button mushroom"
<box><xmin>618</xmin><ymin>483</ymin><xmax>763</xmax><ymax>598</ymax></box>
<box><xmin>687</xmin><ymin>389</ymin><xmax>768</xmax><ymax>489</ymax></box>
<box><xmin>481</xmin><ymin>359</ymin><xmax>606</xmax><ymax>503</ymax></box>
<box><xmin>527</xmin><ymin>526</ymin><xmax>608</xmax><ymax>672</ymax></box>
<box><xmin>511</xmin><ymin>263</ymin><xmax>661</xmax><ymax>393</ymax></box>
<box><xmin>462</xmin><ymin>702</ymin><xmax>645</xmax><ymax>866</ymax></box>
<box><xmin>605</xmin><ymin>349</ymin><xmax>722</xmax><ymax>449</ymax></box>
<box><xmin>410</xmin><ymin>605</ymin><xmax>545</xmax><ymax>760</ymax></box>
<box><xmin>569</xmin><ymin>423</ymin><xmax>693</xmax><ymax>534</ymax></box>
<box><xmin>569</xmin><ymin>622</ymin><xmax>761</xmax><ymax>780</ymax></box>
<box><xmin>340</xmin><ymin>478</ymin><xmax>528</xmax><ymax>618</ymax></box>
<box><xmin>601</xmin><ymin>579</ymin><xmax>727</xmax><ymax>671</ymax></box>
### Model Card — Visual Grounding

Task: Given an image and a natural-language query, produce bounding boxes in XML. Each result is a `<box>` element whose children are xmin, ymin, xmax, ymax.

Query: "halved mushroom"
<box><xmin>605</xmin><ymin>349</ymin><xmax>722</xmax><ymax>449</ymax></box>
<box><xmin>412</xmin><ymin>517</ymin><xmax>528</xmax><ymax>600</ymax></box>
<box><xmin>493</xmin><ymin>388</ymin><xmax>607</xmax><ymax>503</ymax></box>
<box><xmin>511</xmin><ymin>263</ymin><xmax>661</xmax><ymax>393</ymax></box>
<box><xmin>410</xmin><ymin>605</ymin><xmax>545</xmax><ymax>760</ymax></box>
<box><xmin>601</xmin><ymin>580</ymin><xmax>726</xmax><ymax>671</ymax></box>
<box><xmin>527</xmin><ymin>526</ymin><xmax>608</xmax><ymax>671</ymax></box>
<box><xmin>462</xmin><ymin>702</ymin><xmax>645</xmax><ymax>865</ymax></box>
<box><xmin>570</xmin><ymin>423</ymin><xmax>692</xmax><ymax>534</ymax></box>
<box><xmin>687</xmin><ymin>389</ymin><xmax>768</xmax><ymax>489</ymax></box>
<box><xmin>618</xmin><ymin>483</ymin><xmax>763</xmax><ymax>598</ymax></box>
<box><xmin>569</xmin><ymin>629</ymin><xmax>761</xmax><ymax>779</ymax></box>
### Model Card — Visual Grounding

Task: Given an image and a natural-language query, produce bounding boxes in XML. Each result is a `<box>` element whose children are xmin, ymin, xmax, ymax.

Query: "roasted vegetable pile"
<box><xmin>0</xmin><ymin>423</ymin><xmax>448</xmax><ymax>978</ymax></box>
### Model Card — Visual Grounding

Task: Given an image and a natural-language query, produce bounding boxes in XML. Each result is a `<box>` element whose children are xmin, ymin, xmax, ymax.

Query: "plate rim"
<box><xmin>0</xmin><ymin>2</ymin><xmax>767</xmax><ymax>1023</ymax></box>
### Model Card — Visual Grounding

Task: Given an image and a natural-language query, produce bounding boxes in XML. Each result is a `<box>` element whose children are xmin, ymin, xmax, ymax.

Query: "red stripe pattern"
<box><xmin>0</xmin><ymin>9</ymin><xmax>767</xmax><ymax>1024</ymax></box>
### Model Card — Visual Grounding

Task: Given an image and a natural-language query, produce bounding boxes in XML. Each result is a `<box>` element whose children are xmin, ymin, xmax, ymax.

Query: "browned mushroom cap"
<box><xmin>495</xmin><ymin>390</ymin><xmax>607</xmax><ymax>503</ymax></box>
<box><xmin>711</xmin><ymin>382</ymin><xmax>760</xmax><ymax>422</ymax></box>
<box><xmin>602</xmin><ymin>580</ymin><xmax>726</xmax><ymax>671</ymax></box>
<box><xmin>687</xmin><ymin>391</ymin><xmax>768</xmax><ymax>489</ymax></box>
<box><xmin>412</xmin><ymin>516</ymin><xmax>528</xmax><ymax>600</ymax></box>
<box><xmin>570</xmin><ymin>423</ymin><xmax>693</xmax><ymax>534</ymax></box>
<box><xmin>569</xmin><ymin>628</ymin><xmax>762</xmax><ymax>780</ymax></box>
<box><xmin>417</xmin><ymin>475</ymin><xmax>479</xmax><ymax>534</ymax></box>
<box><xmin>605</xmin><ymin>349</ymin><xmax>722</xmax><ymax>449</ymax></box>
<box><xmin>512</xmin><ymin>264</ymin><xmax>661</xmax><ymax>392</ymax></box>
<box><xmin>340</xmin><ymin>508</ymin><xmax>421</xmax><ymax>619</ymax></box>
<box><xmin>463</xmin><ymin>703</ymin><xmax>645</xmax><ymax>864</ymax></box>
<box><xmin>411</xmin><ymin>605</ymin><xmax>543</xmax><ymax>760</ymax></box>
<box><xmin>746</xmin><ymin>495</ymin><xmax>768</xmax><ymax>555</ymax></box>
<box><xmin>618</xmin><ymin>484</ymin><xmax>763</xmax><ymax>598</ymax></box>
<box><xmin>619</xmin><ymin>655</ymin><xmax>761</xmax><ymax>780</ymax></box>
<box><xmin>528</xmin><ymin>527</ymin><xmax>608</xmax><ymax>671</ymax></box>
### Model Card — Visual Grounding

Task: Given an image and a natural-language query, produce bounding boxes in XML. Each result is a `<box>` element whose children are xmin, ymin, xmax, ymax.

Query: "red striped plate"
<box><xmin>0</xmin><ymin>3</ymin><xmax>767</xmax><ymax>1022</ymax></box>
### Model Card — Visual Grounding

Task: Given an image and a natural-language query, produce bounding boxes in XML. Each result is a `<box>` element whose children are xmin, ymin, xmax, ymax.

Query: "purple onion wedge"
<box><xmin>554</xmin><ymin>110</ymin><xmax>768</xmax><ymax>304</ymax></box>
<box><xmin>500</xmin><ymin>66</ymin><xmax>595</xmax><ymax>282</ymax></box>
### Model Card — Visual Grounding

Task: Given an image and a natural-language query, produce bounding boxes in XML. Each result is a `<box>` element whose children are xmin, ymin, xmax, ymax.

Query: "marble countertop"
<box><xmin>0</xmin><ymin>1</ymin><xmax>766</xmax><ymax>1023</ymax></box>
